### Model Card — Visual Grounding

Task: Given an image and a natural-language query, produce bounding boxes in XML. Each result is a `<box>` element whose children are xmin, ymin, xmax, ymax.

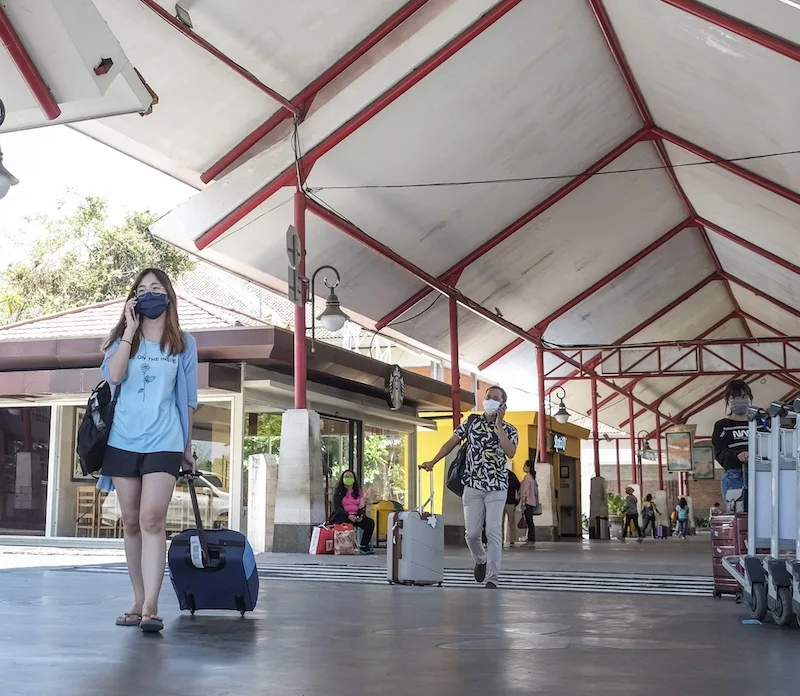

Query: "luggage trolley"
<box><xmin>722</xmin><ymin>401</ymin><xmax>800</xmax><ymax>626</ymax></box>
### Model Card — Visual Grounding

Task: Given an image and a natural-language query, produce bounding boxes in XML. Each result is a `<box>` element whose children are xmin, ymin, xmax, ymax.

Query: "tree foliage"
<box><xmin>0</xmin><ymin>195</ymin><xmax>195</xmax><ymax>324</ymax></box>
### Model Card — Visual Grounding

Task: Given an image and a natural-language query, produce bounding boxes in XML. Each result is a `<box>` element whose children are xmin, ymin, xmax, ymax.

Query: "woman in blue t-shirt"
<box><xmin>100</xmin><ymin>268</ymin><xmax>198</xmax><ymax>634</ymax></box>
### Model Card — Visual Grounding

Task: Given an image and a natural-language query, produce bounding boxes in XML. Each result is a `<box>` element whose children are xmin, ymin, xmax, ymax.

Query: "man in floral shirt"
<box><xmin>421</xmin><ymin>386</ymin><xmax>518</xmax><ymax>588</ymax></box>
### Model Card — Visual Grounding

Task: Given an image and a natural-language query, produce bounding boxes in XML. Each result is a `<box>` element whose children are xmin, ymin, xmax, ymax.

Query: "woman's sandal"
<box><xmin>140</xmin><ymin>615</ymin><xmax>164</xmax><ymax>633</ymax></box>
<box><xmin>115</xmin><ymin>612</ymin><xmax>143</xmax><ymax>627</ymax></box>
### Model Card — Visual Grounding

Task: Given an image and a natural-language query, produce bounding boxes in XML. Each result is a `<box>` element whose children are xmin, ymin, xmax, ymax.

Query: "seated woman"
<box><xmin>329</xmin><ymin>469</ymin><xmax>375</xmax><ymax>554</ymax></box>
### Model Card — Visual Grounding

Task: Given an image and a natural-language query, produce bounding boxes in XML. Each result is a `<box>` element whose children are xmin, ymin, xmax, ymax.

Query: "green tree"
<box><xmin>243</xmin><ymin>413</ymin><xmax>283</xmax><ymax>460</ymax></box>
<box><xmin>0</xmin><ymin>195</ymin><xmax>195</xmax><ymax>324</ymax></box>
<box><xmin>363</xmin><ymin>433</ymin><xmax>406</xmax><ymax>504</ymax></box>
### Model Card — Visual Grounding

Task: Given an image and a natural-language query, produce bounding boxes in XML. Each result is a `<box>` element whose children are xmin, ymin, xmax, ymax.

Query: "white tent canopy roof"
<box><xmin>4</xmin><ymin>0</ymin><xmax>800</xmax><ymax>434</ymax></box>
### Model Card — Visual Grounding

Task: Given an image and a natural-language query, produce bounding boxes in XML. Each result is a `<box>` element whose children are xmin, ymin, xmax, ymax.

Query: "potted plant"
<box><xmin>607</xmin><ymin>492</ymin><xmax>626</xmax><ymax>539</ymax></box>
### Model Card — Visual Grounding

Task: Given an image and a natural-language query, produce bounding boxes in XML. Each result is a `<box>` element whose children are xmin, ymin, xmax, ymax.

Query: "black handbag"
<box><xmin>76</xmin><ymin>380</ymin><xmax>120</xmax><ymax>476</ymax></box>
<box><xmin>446</xmin><ymin>414</ymin><xmax>479</xmax><ymax>497</ymax></box>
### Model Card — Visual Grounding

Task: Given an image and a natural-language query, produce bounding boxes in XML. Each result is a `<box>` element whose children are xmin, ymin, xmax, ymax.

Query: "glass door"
<box><xmin>321</xmin><ymin>414</ymin><xmax>362</xmax><ymax>519</ymax></box>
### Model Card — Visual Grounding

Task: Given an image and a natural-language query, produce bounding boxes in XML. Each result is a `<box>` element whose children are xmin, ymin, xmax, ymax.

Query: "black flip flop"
<box><xmin>115</xmin><ymin>612</ymin><xmax>142</xmax><ymax>627</ymax></box>
<box><xmin>140</xmin><ymin>616</ymin><xmax>164</xmax><ymax>633</ymax></box>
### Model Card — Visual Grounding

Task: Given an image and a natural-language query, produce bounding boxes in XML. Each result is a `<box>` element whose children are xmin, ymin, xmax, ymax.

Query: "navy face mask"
<box><xmin>136</xmin><ymin>292</ymin><xmax>169</xmax><ymax>320</ymax></box>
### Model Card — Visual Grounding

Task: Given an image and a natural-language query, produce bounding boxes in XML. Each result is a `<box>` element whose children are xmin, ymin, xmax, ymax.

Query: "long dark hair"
<box><xmin>679</xmin><ymin>497</ymin><xmax>688</xmax><ymax>508</ymax></box>
<box><xmin>335</xmin><ymin>469</ymin><xmax>361</xmax><ymax>500</ymax></box>
<box><xmin>102</xmin><ymin>268</ymin><xmax>186</xmax><ymax>356</ymax></box>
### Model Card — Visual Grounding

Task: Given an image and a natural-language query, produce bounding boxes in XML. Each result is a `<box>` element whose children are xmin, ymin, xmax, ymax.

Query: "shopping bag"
<box><xmin>334</xmin><ymin>524</ymin><xmax>358</xmax><ymax>555</ymax></box>
<box><xmin>309</xmin><ymin>525</ymin><xmax>335</xmax><ymax>555</ymax></box>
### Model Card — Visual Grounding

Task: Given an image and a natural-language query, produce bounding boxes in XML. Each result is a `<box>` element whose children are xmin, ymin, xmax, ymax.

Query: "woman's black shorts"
<box><xmin>102</xmin><ymin>446</ymin><xmax>182</xmax><ymax>479</ymax></box>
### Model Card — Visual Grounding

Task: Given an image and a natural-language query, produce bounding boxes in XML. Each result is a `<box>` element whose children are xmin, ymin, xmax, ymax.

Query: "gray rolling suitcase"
<box><xmin>387</xmin><ymin>471</ymin><xmax>444</xmax><ymax>586</ymax></box>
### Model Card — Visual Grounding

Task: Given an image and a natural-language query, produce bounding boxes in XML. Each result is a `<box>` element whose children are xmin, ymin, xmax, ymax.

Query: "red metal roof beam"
<box><xmin>592</xmin><ymin>311</ymin><xmax>737</xmax><ymax>414</ymax></box>
<box><xmin>140</xmin><ymin>0</ymin><xmax>298</xmax><ymax>117</ymax></box>
<box><xmin>0</xmin><ymin>7</ymin><xmax>61</xmax><ymax>120</ymax></box>
<box><xmin>307</xmin><ymin>196</ymin><xmax>681</xmax><ymax>427</ymax></box>
<box><xmin>724</xmin><ymin>274</ymin><xmax>800</xmax><ymax>323</ymax></box>
<box><xmin>200</xmin><ymin>0</ymin><xmax>431</xmax><ymax>183</ymax></box>
<box><xmin>478</xmin><ymin>217</ymin><xmax>695</xmax><ymax>370</ymax></box>
<box><xmin>196</xmin><ymin>0</ymin><xmax>525</xmax><ymax>249</ymax></box>
<box><xmin>655</xmin><ymin>128</ymin><xmax>800</xmax><ymax>207</ymax></box>
<box><xmin>660</xmin><ymin>0</ymin><xmax>800</xmax><ymax>64</ymax></box>
<box><xmin>377</xmin><ymin>128</ymin><xmax>649</xmax><ymax>331</ymax></box>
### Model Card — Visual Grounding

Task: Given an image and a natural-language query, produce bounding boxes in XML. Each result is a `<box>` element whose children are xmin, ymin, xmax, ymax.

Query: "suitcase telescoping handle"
<box><xmin>183</xmin><ymin>471</ymin><xmax>210</xmax><ymax>566</ymax></box>
<box><xmin>418</xmin><ymin>468</ymin><xmax>435</xmax><ymax>515</ymax></box>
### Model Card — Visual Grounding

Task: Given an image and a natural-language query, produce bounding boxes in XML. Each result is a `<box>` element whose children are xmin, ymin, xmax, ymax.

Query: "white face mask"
<box><xmin>483</xmin><ymin>399</ymin><xmax>502</xmax><ymax>416</ymax></box>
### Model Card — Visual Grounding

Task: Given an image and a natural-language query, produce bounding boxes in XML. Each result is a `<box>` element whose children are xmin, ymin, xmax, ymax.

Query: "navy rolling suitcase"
<box><xmin>168</xmin><ymin>474</ymin><xmax>259</xmax><ymax>616</ymax></box>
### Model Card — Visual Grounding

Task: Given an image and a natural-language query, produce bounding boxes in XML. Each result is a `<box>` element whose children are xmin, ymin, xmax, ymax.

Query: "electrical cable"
<box><xmin>308</xmin><ymin>147</ymin><xmax>800</xmax><ymax>192</ymax></box>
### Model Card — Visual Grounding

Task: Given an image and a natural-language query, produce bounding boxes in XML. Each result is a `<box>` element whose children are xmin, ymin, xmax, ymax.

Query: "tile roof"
<box><xmin>0</xmin><ymin>293</ymin><xmax>267</xmax><ymax>342</ymax></box>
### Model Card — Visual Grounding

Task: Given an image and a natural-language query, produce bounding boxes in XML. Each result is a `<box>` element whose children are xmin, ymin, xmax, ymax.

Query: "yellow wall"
<box><xmin>416</xmin><ymin>411</ymin><xmax>536</xmax><ymax>514</ymax></box>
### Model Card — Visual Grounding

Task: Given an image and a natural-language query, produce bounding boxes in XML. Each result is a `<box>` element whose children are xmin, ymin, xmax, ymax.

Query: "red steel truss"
<box><xmin>548</xmin><ymin>336</ymin><xmax>800</xmax><ymax>380</ymax></box>
<box><xmin>376</xmin><ymin>129</ymin><xmax>648</xmax><ymax>330</ymax></box>
<box><xmin>0</xmin><ymin>7</ymin><xmax>61</xmax><ymax>120</ymax></box>
<box><xmin>195</xmin><ymin>0</ymin><xmax>525</xmax><ymax>249</ymax></box>
<box><xmin>141</xmin><ymin>0</ymin><xmax>298</xmax><ymax>116</ymax></box>
<box><xmin>660</xmin><ymin>0</ymin><xmax>800</xmax><ymax>65</ymax></box>
<box><xmin>200</xmin><ymin>0</ymin><xmax>431</xmax><ymax>182</ymax></box>
<box><xmin>305</xmin><ymin>195</ymin><xmax>682</xmax><ymax>426</ymax></box>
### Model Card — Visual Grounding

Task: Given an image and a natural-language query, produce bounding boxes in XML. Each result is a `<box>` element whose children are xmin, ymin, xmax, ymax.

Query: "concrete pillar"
<box><xmin>654</xmin><ymin>489</ymin><xmax>670</xmax><ymax>529</ymax></box>
<box><xmin>588</xmin><ymin>476</ymin><xmax>608</xmax><ymax>539</ymax></box>
<box><xmin>272</xmin><ymin>410</ymin><xmax>325</xmax><ymax>552</ymax></box>
<box><xmin>246</xmin><ymin>454</ymin><xmax>278</xmax><ymax>553</ymax></box>
<box><xmin>442</xmin><ymin>450</ymin><xmax>465</xmax><ymax>546</ymax></box>
<box><xmin>534</xmin><ymin>462</ymin><xmax>559</xmax><ymax>541</ymax></box>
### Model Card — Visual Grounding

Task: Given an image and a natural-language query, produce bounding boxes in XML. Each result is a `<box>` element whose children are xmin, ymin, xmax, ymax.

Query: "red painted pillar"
<box><xmin>656</xmin><ymin>412</ymin><xmax>664</xmax><ymax>490</ymax></box>
<box><xmin>615</xmin><ymin>438</ymin><xmax>621</xmax><ymax>493</ymax></box>
<box><xmin>629</xmin><ymin>395</ymin><xmax>637</xmax><ymax>484</ymax></box>
<box><xmin>449</xmin><ymin>298</ymin><xmax>462</xmax><ymax>429</ymax></box>
<box><xmin>536</xmin><ymin>348</ymin><xmax>548</xmax><ymax>464</ymax></box>
<box><xmin>591</xmin><ymin>377</ymin><xmax>600</xmax><ymax>477</ymax></box>
<box><xmin>293</xmin><ymin>191</ymin><xmax>307</xmax><ymax>409</ymax></box>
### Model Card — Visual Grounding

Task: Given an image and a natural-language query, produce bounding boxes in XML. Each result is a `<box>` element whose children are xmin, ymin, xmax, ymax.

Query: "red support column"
<box><xmin>655</xmin><ymin>412</ymin><xmax>664</xmax><ymax>491</ymax></box>
<box><xmin>629</xmin><ymin>396</ymin><xmax>637</xmax><ymax>484</ymax></box>
<box><xmin>591</xmin><ymin>377</ymin><xmax>600</xmax><ymax>477</ymax></box>
<box><xmin>615</xmin><ymin>439</ymin><xmax>621</xmax><ymax>494</ymax></box>
<box><xmin>293</xmin><ymin>191</ymin><xmax>307</xmax><ymax>409</ymax></box>
<box><xmin>537</xmin><ymin>348</ymin><xmax>548</xmax><ymax>465</ymax></box>
<box><xmin>449</xmin><ymin>297</ymin><xmax>462</xmax><ymax>429</ymax></box>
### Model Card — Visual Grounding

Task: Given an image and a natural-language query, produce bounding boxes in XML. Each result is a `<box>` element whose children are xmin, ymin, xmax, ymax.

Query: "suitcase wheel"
<box><xmin>186</xmin><ymin>593</ymin><xmax>196</xmax><ymax>616</ymax></box>
<box><xmin>235</xmin><ymin>594</ymin><xmax>247</xmax><ymax>617</ymax></box>
<box><xmin>713</xmin><ymin>590</ymin><xmax>721</xmax><ymax>599</ymax></box>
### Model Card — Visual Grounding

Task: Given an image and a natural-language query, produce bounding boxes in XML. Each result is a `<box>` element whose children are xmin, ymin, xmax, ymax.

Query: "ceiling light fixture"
<box><xmin>0</xmin><ymin>147</ymin><xmax>19</xmax><ymax>200</ymax></box>
<box><xmin>553</xmin><ymin>386</ymin><xmax>570</xmax><ymax>425</ymax></box>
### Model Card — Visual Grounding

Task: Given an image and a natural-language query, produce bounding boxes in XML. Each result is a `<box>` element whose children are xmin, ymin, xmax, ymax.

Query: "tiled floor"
<box><xmin>1</xmin><ymin>558</ymin><xmax>795</xmax><ymax>696</ymax></box>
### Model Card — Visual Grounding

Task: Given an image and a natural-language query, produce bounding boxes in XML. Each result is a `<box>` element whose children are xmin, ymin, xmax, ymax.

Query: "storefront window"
<box><xmin>362</xmin><ymin>426</ymin><xmax>408</xmax><ymax>507</ymax></box>
<box><xmin>0</xmin><ymin>407</ymin><xmax>50</xmax><ymax>535</ymax></box>
<box><xmin>57</xmin><ymin>401</ymin><xmax>232</xmax><ymax>538</ymax></box>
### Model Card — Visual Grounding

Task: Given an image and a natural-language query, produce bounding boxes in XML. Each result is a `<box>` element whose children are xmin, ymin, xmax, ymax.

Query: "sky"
<box><xmin>0</xmin><ymin>125</ymin><xmax>194</xmax><ymax>266</ymax></box>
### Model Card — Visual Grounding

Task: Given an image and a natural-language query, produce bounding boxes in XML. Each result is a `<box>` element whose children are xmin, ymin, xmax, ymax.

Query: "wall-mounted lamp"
<box><xmin>637</xmin><ymin>429</ymin><xmax>654</xmax><ymax>455</ymax></box>
<box><xmin>553</xmin><ymin>386</ymin><xmax>570</xmax><ymax>424</ymax></box>
<box><xmin>0</xmin><ymin>147</ymin><xmax>19</xmax><ymax>200</ymax></box>
<box><xmin>305</xmin><ymin>265</ymin><xmax>349</xmax><ymax>352</ymax></box>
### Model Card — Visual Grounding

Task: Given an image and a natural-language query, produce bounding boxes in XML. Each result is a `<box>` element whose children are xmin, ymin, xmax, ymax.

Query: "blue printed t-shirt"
<box><xmin>454</xmin><ymin>415</ymin><xmax>518</xmax><ymax>492</ymax></box>
<box><xmin>677</xmin><ymin>505</ymin><xmax>690</xmax><ymax>521</ymax></box>
<box><xmin>107</xmin><ymin>339</ymin><xmax>183</xmax><ymax>454</ymax></box>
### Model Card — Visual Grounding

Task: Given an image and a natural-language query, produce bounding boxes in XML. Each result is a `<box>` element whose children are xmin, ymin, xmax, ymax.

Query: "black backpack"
<box><xmin>446</xmin><ymin>414</ymin><xmax>480</xmax><ymax>497</ymax></box>
<box><xmin>76</xmin><ymin>381</ymin><xmax>120</xmax><ymax>477</ymax></box>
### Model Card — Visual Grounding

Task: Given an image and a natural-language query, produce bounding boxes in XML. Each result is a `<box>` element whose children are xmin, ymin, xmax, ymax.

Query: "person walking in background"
<box><xmin>641</xmin><ymin>493</ymin><xmax>660</xmax><ymax>538</ymax></box>
<box><xmin>621</xmin><ymin>486</ymin><xmax>643</xmax><ymax>543</ymax></box>
<box><xmin>100</xmin><ymin>268</ymin><xmax>198</xmax><ymax>634</ymax></box>
<box><xmin>710</xmin><ymin>502</ymin><xmax>723</xmax><ymax>518</ymax></box>
<box><xmin>503</xmin><ymin>464</ymin><xmax>521</xmax><ymax>547</ymax></box>
<box><xmin>420</xmin><ymin>386</ymin><xmax>518</xmax><ymax>588</ymax></box>
<box><xmin>519</xmin><ymin>461</ymin><xmax>539</xmax><ymax>548</ymax></box>
<box><xmin>676</xmin><ymin>497</ymin><xmax>690</xmax><ymax>539</ymax></box>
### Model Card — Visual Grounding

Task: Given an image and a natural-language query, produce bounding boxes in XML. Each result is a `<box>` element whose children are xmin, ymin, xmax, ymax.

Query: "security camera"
<box><xmin>0</xmin><ymin>148</ymin><xmax>19</xmax><ymax>200</ymax></box>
